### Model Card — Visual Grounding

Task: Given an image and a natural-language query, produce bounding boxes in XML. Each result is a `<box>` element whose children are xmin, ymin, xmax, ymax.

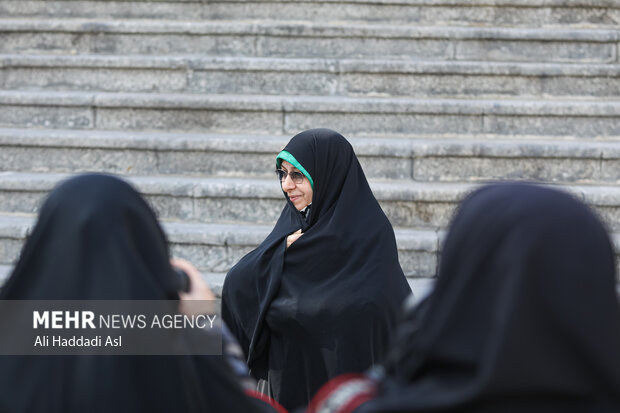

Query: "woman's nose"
<box><xmin>281</xmin><ymin>175</ymin><xmax>295</xmax><ymax>190</ymax></box>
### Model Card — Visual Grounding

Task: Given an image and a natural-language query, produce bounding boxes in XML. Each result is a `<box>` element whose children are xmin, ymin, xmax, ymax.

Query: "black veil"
<box><xmin>222</xmin><ymin>129</ymin><xmax>411</xmax><ymax>410</ymax></box>
<box><xmin>362</xmin><ymin>182</ymin><xmax>620</xmax><ymax>412</ymax></box>
<box><xmin>0</xmin><ymin>174</ymin><xmax>273</xmax><ymax>413</ymax></box>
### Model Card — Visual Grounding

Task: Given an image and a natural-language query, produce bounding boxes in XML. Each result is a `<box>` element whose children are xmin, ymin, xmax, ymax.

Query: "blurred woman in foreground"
<box><xmin>0</xmin><ymin>174</ymin><xmax>285</xmax><ymax>413</ymax></box>
<box><xmin>308</xmin><ymin>182</ymin><xmax>620</xmax><ymax>413</ymax></box>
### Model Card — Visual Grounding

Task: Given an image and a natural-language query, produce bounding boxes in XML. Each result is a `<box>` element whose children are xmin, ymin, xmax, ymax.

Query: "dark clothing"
<box><xmin>357</xmin><ymin>183</ymin><xmax>620</xmax><ymax>412</ymax></box>
<box><xmin>222</xmin><ymin>129</ymin><xmax>411</xmax><ymax>411</ymax></box>
<box><xmin>0</xmin><ymin>174</ymin><xmax>276</xmax><ymax>413</ymax></box>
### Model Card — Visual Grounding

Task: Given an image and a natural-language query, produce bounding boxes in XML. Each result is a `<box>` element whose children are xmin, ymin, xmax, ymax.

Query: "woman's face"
<box><xmin>280</xmin><ymin>160</ymin><xmax>313</xmax><ymax>211</ymax></box>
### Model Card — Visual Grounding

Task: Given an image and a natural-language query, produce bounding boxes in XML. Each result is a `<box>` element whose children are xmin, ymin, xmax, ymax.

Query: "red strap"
<box><xmin>307</xmin><ymin>373</ymin><xmax>377</xmax><ymax>413</ymax></box>
<box><xmin>245</xmin><ymin>389</ymin><xmax>289</xmax><ymax>413</ymax></box>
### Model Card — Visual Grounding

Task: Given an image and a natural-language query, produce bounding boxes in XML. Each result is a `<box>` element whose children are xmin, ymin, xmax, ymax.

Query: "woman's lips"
<box><xmin>289</xmin><ymin>195</ymin><xmax>300</xmax><ymax>202</ymax></box>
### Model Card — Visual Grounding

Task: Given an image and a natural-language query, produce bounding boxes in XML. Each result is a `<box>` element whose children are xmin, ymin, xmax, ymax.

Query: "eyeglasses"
<box><xmin>275</xmin><ymin>169</ymin><xmax>305</xmax><ymax>184</ymax></box>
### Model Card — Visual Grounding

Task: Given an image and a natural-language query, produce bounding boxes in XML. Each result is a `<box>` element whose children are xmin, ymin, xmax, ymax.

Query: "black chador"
<box><xmin>222</xmin><ymin>129</ymin><xmax>411</xmax><ymax>410</ymax></box>
<box><xmin>0</xmin><ymin>174</ymin><xmax>276</xmax><ymax>413</ymax></box>
<box><xmin>359</xmin><ymin>183</ymin><xmax>620</xmax><ymax>413</ymax></box>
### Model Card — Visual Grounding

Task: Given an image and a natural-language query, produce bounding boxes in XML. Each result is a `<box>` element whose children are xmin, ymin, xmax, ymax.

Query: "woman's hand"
<box><xmin>171</xmin><ymin>257</ymin><xmax>216</xmax><ymax>301</ymax></box>
<box><xmin>287</xmin><ymin>229</ymin><xmax>303</xmax><ymax>248</ymax></box>
<box><xmin>172</xmin><ymin>258</ymin><xmax>217</xmax><ymax>317</ymax></box>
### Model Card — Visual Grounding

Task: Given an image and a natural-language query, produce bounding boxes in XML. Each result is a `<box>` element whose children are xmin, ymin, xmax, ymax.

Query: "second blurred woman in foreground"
<box><xmin>308</xmin><ymin>182</ymin><xmax>620</xmax><ymax>412</ymax></box>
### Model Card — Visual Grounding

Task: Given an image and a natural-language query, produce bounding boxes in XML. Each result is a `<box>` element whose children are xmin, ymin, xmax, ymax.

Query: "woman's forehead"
<box><xmin>280</xmin><ymin>160</ymin><xmax>299</xmax><ymax>171</ymax></box>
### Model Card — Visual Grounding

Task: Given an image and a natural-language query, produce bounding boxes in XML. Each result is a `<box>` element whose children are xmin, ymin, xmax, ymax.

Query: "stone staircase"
<box><xmin>0</xmin><ymin>0</ymin><xmax>619</xmax><ymax>296</ymax></box>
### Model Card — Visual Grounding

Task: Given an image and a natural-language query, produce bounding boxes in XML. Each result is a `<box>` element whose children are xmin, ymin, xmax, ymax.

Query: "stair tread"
<box><xmin>0</xmin><ymin>17</ymin><xmax>617</xmax><ymax>40</ymax></box>
<box><xmin>2</xmin><ymin>171</ymin><xmax>620</xmax><ymax>204</ymax></box>
<box><xmin>2</xmin><ymin>54</ymin><xmax>618</xmax><ymax>75</ymax></box>
<box><xmin>1</xmin><ymin>90</ymin><xmax>619</xmax><ymax>115</ymax></box>
<box><xmin>2</xmin><ymin>127</ymin><xmax>620</xmax><ymax>155</ymax></box>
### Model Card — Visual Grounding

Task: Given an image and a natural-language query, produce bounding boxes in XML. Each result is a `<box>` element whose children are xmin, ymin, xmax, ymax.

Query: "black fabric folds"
<box><xmin>0</xmin><ymin>174</ymin><xmax>274</xmax><ymax>413</ymax></box>
<box><xmin>360</xmin><ymin>182</ymin><xmax>620</xmax><ymax>413</ymax></box>
<box><xmin>222</xmin><ymin>129</ymin><xmax>411</xmax><ymax>410</ymax></box>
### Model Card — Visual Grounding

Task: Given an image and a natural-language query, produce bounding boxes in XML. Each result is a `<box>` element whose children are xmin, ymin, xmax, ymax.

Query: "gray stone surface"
<box><xmin>2</xmin><ymin>91</ymin><xmax>620</xmax><ymax>136</ymax></box>
<box><xmin>0</xmin><ymin>212</ymin><xmax>442</xmax><ymax>277</ymax></box>
<box><xmin>3</xmin><ymin>55</ymin><xmax>618</xmax><ymax>98</ymax></box>
<box><xmin>4</xmin><ymin>128</ymin><xmax>620</xmax><ymax>183</ymax></box>
<box><xmin>0</xmin><ymin>105</ymin><xmax>93</xmax><ymax>129</ymax></box>
<box><xmin>6</xmin><ymin>172</ymin><xmax>620</xmax><ymax>231</ymax></box>
<box><xmin>95</xmin><ymin>107</ymin><xmax>283</xmax><ymax>134</ymax></box>
<box><xmin>0</xmin><ymin>127</ymin><xmax>414</xmax><ymax>178</ymax></box>
<box><xmin>411</xmin><ymin>139</ymin><xmax>620</xmax><ymax>183</ymax></box>
<box><xmin>0</xmin><ymin>172</ymin><xmax>471</xmax><ymax>227</ymax></box>
<box><xmin>3</xmin><ymin>67</ymin><xmax>188</xmax><ymax>93</ymax></box>
<box><xmin>1</xmin><ymin>1</ymin><xmax>619</xmax><ymax>27</ymax></box>
<box><xmin>0</xmin><ymin>264</ymin><xmax>435</xmax><ymax>299</ymax></box>
<box><xmin>414</xmin><ymin>156</ymin><xmax>605</xmax><ymax>183</ymax></box>
<box><xmin>0</xmin><ymin>265</ymin><xmax>432</xmax><ymax>299</ymax></box>
<box><xmin>455</xmin><ymin>39</ymin><xmax>617</xmax><ymax>63</ymax></box>
<box><xmin>188</xmin><ymin>70</ymin><xmax>338</xmax><ymax>96</ymax></box>
<box><xmin>0</xmin><ymin>264</ymin><xmax>11</xmax><ymax>286</ymax></box>
<box><xmin>2</xmin><ymin>208</ymin><xmax>620</xmax><ymax>280</ymax></box>
<box><xmin>0</xmin><ymin>19</ymin><xmax>617</xmax><ymax>63</ymax></box>
<box><xmin>0</xmin><ymin>213</ymin><xmax>32</xmax><ymax>271</ymax></box>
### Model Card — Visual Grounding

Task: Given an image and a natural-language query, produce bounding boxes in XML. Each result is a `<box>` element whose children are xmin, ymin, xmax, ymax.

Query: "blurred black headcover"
<box><xmin>222</xmin><ymin>129</ymin><xmax>411</xmax><ymax>410</ymax></box>
<box><xmin>362</xmin><ymin>182</ymin><xmax>620</xmax><ymax>413</ymax></box>
<box><xmin>0</xmin><ymin>174</ymin><xmax>272</xmax><ymax>413</ymax></box>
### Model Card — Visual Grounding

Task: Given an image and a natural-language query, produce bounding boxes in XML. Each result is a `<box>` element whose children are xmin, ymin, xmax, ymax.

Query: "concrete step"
<box><xmin>0</xmin><ymin>212</ymin><xmax>440</xmax><ymax>278</ymax></box>
<box><xmin>0</xmin><ymin>256</ymin><xmax>432</xmax><ymax>298</ymax></box>
<box><xmin>0</xmin><ymin>264</ymin><xmax>10</xmax><ymax>286</ymax></box>
<box><xmin>412</xmin><ymin>137</ymin><xmax>620</xmax><ymax>184</ymax></box>
<box><xmin>0</xmin><ymin>261</ymin><xmax>436</xmax><ymax>299</ymax></box>
<box><xmin>1</xmin><ymin>91</ymin><xmax>620</xmax><ymax>137</ymax></box>
<box><xmin>3</xmin><ymin>128</ymin><xmax>620</xmax><ymax>184</ymax></box>
<box><xmin>0</xmin><ymin>19</ymin><xmax>617</xmax><ymax>63</ymax></box>
<box><xmin>0</xmin><ymin>172</ymin><xmax>472</xmax><ymax>228</ymax></box>
<box><xmin>3</xmin><ymin>172</ymin><xmax>620</xmax><ymax>230</ymax></box>
<box><xmin>0</xmin><ymin>128</ymin><xmax>414</xmax><ymax>180</ymax></box>
<box><xmin>1</xmin><ymin>0</ymin><xmax>619</xmax><ymax>28</ymax></box>
<box><xmin>2</xmin><ymin>208</ymin><xmax>620</xmax><ymax>286</ymax></box>
<box><xmin>2</xmin><ymin>55</ymin><xmax>619</xmax><ymax>98</ymax></box>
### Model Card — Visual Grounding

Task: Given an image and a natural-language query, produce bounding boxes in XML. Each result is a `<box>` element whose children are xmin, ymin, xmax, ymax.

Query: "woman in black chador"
<box><xmin>0</xmin><ymin>174</ymin><xmax>282</xmax><ymax>413</ymax></box>
<box><xmin>222</xmin><ymin>128</ymin><xmax>412</xmax><ymax>410</ymax></box>
<box><xmin>307</xmin><ymin>182</ymin><xmax>620</xmax><ymax>413</ymax></box>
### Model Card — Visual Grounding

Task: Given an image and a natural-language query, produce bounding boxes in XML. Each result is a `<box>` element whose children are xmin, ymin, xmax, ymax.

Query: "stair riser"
<box><xmin>0</xmin><ymin>146</ymin><xmax>274</xmax><ymax>178</ymax></box>
<box><xmin>1</xmin><ymin>32</ymin><xmax>616</xmax><ymax>64</ymax></box>
<box><xmin>289</xmin><ymin>112</ymin><xmax>620</xmax><ymax>138</ymax></box>
<box><xmin>3</xmin><ymin>228</ymin><xmax>620</xmax><ymax>279</ymax></box>
<box><xmin>4</xmin><ymin>144</ymin><xmax>620</xmax><ymax>184</ymax></box>
<box><xmin>0</xmin><ymin>146</ymin><xmax>412</xmax><ymax>180</ymax></box>
<box><xmin>3</xmin><ymin>66</ymin><xmax>618</xmax><ymax>98</ymax></box>
<box><xmin>0</xmin><ymin>232</ymin><xmax>437</xmax><ymax>277</ymax></box>
<box><xmin>2</xmin><ymin>1</ymin><xmax>619</xmax><ymax>27</ymax></box>
<box><xmin>0</xmin><ymin>189</ymin><xmax>460</xmax><ymax>228</ymax></box>
<box><xmin>4</xmin><ymin>187</ymin><xmax>620</xmax><ymax>232</ymax></box>
<box><xmin>0</xmin><ymin>104</ymin><xmax>281</xmax><ymax>134</ymax></box>
<box><xmin>413</xmin><ymin>156</ymin><xmax>620</xmax><ymax>184</ymax></box>
<box><xmin>2</xmin><ymin>104</ymin><xmax>619</xmax><ymax>137</ymax></box>
<box><xmin>0</xmin><ymin>237</ymin><xmax>22</xmax><ymax>268</ymax></box>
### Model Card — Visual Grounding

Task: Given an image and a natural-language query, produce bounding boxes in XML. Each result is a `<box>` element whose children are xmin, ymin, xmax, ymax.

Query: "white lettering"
<box><xmin>51</xmin><ymin>311</ymin><xmax>63</xmax><ymax>329</ymax></box>
<box><xmin>34</xmin><ymin>311</ymin><xmax>96</xmax><ymax>329</ymax></box>
<box><xmin>33</xmin><ymin>311</ymin><xmax>49</xmax><ymax>329</ymax></box>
